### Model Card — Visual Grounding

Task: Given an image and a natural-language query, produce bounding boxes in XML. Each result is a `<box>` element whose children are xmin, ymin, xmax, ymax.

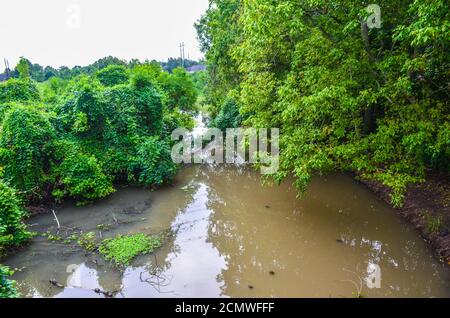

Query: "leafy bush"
<box><xmin>53</xmin><ymin>151</ymin><xmax>114</xmax><ymax>202</ymax></box>
<box><xmin>95</xmin><ymin>65</ymin><xmax>129</xmax><ymax>87</ymax></box>
<box><xmin>58</xmin><ymin>78</ymin><xmax>109</xmax><ymax>138</ymax></box>
<box><xmin>135</xmin><ymin>137</ymin><xmax>177</xmax><ymax>186</ymax></box>
<box><xmin>39</xmin><ymin>77</ymin><xmax>69</xmax><ymax>103</ymax></box>
<box><xmin>0</xmin><ymin>265</ymin><xmax>20</xmax><ymax>298</ymax></box>
<box><xmin>0</xmin><ymin>105</ymin><xmax>56</xmax><ymax>197</ymax></box>
<box><xmin>0</xmin><ymin>79</ymin><xmax>39</xmax><ymax>103</ymax></box>
<box><xmin>126</xmin><ymin>85</ymin><xmax>163</xmax><ymax>136</ymax></box>
<box><xmin>0</xmin><ymin>180</ymin><xmax>30</xmax><ymax>255</ymax></box>
<box><xmin>0</xmin><ymin>58</ymin><xmax>195</xmax><ymax>207</ymax></box>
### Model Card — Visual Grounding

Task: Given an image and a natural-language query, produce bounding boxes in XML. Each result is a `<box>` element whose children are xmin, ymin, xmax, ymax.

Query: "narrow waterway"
<box><xmin>4</xmin><ymin>163</ymin><xmax>450</xmax><ymax>298</ymax></box>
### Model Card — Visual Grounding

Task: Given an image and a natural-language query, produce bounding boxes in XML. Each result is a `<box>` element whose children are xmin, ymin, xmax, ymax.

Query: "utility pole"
<box><xmin>182</xmin><ymin>42</ymin><xmax>185</xmax><ymax>67</ymax></box>
<box><xmin>4</xmin><ymin>58</ymin><xmax>10</xmax><ymax>79</ymax></box>
<box><xmin>179</xmin><ymin>42</ymin><xmax>185</xmax><ymax>68</ymax></box>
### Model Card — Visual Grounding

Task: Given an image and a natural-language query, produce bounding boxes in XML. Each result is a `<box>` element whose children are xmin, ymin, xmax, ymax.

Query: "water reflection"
<box><xmin>4</xmin><ymin>166</ymin><xmax>450</xmax><ymax>298</ymax></box>
<box><xmin>120</xmin><ymin>183</ymin><xmax>228</xmax><ymax>297</ymax></box>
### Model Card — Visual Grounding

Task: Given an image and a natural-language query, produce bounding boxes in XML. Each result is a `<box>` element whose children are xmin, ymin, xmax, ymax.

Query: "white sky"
<box><xmin>0</xmin><ymin>0</ymin><xmax>209</xmax><ymax>69</ymax></box>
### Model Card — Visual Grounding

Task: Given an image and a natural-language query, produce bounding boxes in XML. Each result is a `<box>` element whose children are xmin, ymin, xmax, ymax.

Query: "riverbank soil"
<box><xmin>357</xmin><ymin>173</ymin><xmax>450</xmax><ymax>264</ymax></box>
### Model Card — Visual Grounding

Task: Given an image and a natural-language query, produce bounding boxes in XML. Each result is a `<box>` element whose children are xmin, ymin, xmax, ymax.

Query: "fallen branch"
<box><xmin>49</xmin><ymin>279</ymin><xmax>64</xmax><ymax>288</ymax></box>
<box><xmin>51</xmin><ymin>209</ymin><xmax>61</xmax><ymax>229</ymax></box>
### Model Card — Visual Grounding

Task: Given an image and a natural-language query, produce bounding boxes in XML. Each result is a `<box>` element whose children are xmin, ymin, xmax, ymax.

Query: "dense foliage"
<box><xmin>0</xmin><ymin>180</ymin><xmax>30</xmax><ymax>255</ymax></box>
<box><xmin>197</xmin><ymin>0</ymin><xmax>449</xmax><ymax>206</ymax></box>
<box><xmin>0</xmin><ymin>58</ymin><xmax>199</xmax><ymax>261</ymax></box>
<box><xmin>0</xmin><ymin>265</ymin><xmax>19</xmax><ymax>298</ymax></box>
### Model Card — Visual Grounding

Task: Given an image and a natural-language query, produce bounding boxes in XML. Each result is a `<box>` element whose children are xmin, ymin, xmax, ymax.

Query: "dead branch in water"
<box><xmin>341</xmin><ymin>268</ymin><xmax>363</xmax><ymax>298</ymax></box>
<box><xmin>139</xmin><ymin>254</ymin><xmax>173</xmax><ymax>293</ymax></box>
<box><xmin>51</xmin><ymin>209</ymin><xmax>60</xmax><ymax>229</ymax></box>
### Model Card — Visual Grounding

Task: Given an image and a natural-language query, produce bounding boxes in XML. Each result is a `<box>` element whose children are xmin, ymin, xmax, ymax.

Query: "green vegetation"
<box><xmin>99</xmin><ymin>233</ymin><xmax>162</xmax><ymax>266</ymax></box>
<box><xmin>39</xmin><ymin>228</ymin><xmax>163</xmax><ymax>267</ymax></box>
<box><xmin>0</xmin><ymin>56</ymin><xmax>205</xmax><ymax>83</ymax></box>
<box><xmin>77</xmin><ymin>232</ymin><xmax>97</xmax><ymax>252</ymax></box>
<box><xmin>0</xmin><ymin>57</ymin><xmax>199</xmax><ymax>273</ymax></box>
<box><xmin>422</xmin><ymin>211</ymin><xmax>445</xmax><ymax>234</ymax></box>
<box><xmin>0</xmin><ymin>181</ymin><xmax>31</xmax><ymax>256</ymax></box>
<box><xmin>197</xmin><ymin>0</ymin><xmax>449</xmax><ymax>207</ymax></box>
<box><xmin>95</xmin><ymin>65</ymin><xmax>129</xmax><ymax>87</ymax></box>
<box><xmin>0</xmin><ymin>265</ymin><xmax>20</xmax><ymax>298</ymax></box>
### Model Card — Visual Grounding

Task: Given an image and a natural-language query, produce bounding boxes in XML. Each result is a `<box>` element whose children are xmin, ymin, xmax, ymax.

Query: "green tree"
<box><xmin>15</xmin><ymin>58</ymin><xmax>30</xmax><ymax>79</ymax></box>
<box><xmin>198</xmin><ymin>0</ymin><xmax>449</xmax><ymax>206</ymax></box>
<box><xmin>158</xmin><ymin>67</ymin><xmax>198</xmax><ymax>113</ymax></box>
<box><xmin>95</xmin><ymin>65</ymin><xmax>129</xmax><ymax>87</ymax></box>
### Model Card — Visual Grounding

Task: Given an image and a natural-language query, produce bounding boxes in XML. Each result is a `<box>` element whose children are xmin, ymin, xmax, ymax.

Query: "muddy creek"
<box><xmin>4</xmin><ymin>164</ymin><xmax>450</xmax><ymax>298</ymax></box>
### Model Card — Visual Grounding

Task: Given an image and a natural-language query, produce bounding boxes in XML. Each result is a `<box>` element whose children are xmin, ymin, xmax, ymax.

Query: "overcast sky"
<box><xmin>0</xmin><ymin>0</ymin><xmax>209</xmax><ymax>69</ymax></box>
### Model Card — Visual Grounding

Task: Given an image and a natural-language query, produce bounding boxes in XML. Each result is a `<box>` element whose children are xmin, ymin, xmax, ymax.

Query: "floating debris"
<box><xmin>94</xmin><ymin>288</ymin><xmax>114</xmax><ymax>298</ymax></box>
<box><xmin>49</xmin><ymin>279</ymin><xmax>64</xmax><ymax>288</ymax></box>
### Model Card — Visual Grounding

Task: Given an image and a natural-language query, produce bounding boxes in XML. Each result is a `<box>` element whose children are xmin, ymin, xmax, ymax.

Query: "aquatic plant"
<box><xmin>43</xmin><ymin>231</ymin><xmax>63</xmax><ymax>242</ymax></box>
<box><xmin>77</xmin><ymin>232</ymin><xmax>98</xmax><ymax>252</ymax></box>
<box><xmin>99</xmin><ymin>233</ymin><xmax>162</xmax><ymax>266</ymax></box>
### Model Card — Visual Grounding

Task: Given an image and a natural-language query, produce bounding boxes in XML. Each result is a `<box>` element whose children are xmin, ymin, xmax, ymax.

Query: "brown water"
<box><xmin>3</xmin><ymin>165</ymin><xmax>450</xmax><ymax>298</ymax></box>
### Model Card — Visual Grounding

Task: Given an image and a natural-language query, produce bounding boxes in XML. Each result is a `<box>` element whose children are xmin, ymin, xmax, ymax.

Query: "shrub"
<box><xmin>0</xmin><ymin>79</ymin><xmax>39</xmax><ymax>103</ymax></box>
<box><xmin>130</xmin><ymin>63</ymin><xmax>162</xmax><ymax>89</ymax></box>
<box><xmin>0</xmin><ymin>180</ymin><xmax>30</xmax><ymax>255</ymax></box>
<box><xmin>0</xmin><ymin>105</ymin><xmax>56</xmax><ymax>196</ymax></box>
<box><xmin>0</xmin><ymin>265</ymin><xmax>20</xmax><ymax>298</ymax></box>
<box><xmin>95</xmin><ymin>65</ymin><xmax>129</xmax><ymax>87</ymax></box>
<box><xmin>53</xmin><ymin>151</ymin><xmax>114</xmax><ymax>202</ymax></box>
<box><xmin>135</xmin><ymin>137</ymin><xmax>177</xmax><ymax>186</ymax></box>
<box><xmin>57</xmin><ymin>78</ymin><xmax>107</xmax><ymax>138</ymax></box>
<box><xmin>104</xmin><ymin>84</ymin><xmax>164</xmax><ymax>137</ymax></box>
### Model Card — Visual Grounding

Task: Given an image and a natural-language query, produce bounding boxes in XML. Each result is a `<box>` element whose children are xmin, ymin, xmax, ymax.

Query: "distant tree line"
<box><xmin>1</xmin><ymin>56</ymin><xmax>204</xmax><ymax>82</ymax></box>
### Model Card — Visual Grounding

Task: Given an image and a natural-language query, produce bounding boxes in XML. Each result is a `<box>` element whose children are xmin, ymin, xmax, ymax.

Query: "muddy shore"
<box><xmin>356</xmin><ymin>173</ymin><xmax>450</xmax><ymax>265</ymax></box>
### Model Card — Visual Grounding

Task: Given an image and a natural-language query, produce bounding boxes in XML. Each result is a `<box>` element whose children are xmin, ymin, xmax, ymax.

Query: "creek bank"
<box><xmin>356</xmin><ymin>172</ymin><xmax>450</xmax><ymax>264</ymax></box>
<box><xmin>21</xmin><ymin>170</ymin><xmax>450</xmax><ymax>267</ymax></box>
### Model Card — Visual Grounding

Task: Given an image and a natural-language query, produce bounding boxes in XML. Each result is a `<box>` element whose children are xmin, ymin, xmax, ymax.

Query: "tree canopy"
<box><xmin>197</xmin><ymin>0</ymin><xmax>449</xmax><ymax>206</ymax></box>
